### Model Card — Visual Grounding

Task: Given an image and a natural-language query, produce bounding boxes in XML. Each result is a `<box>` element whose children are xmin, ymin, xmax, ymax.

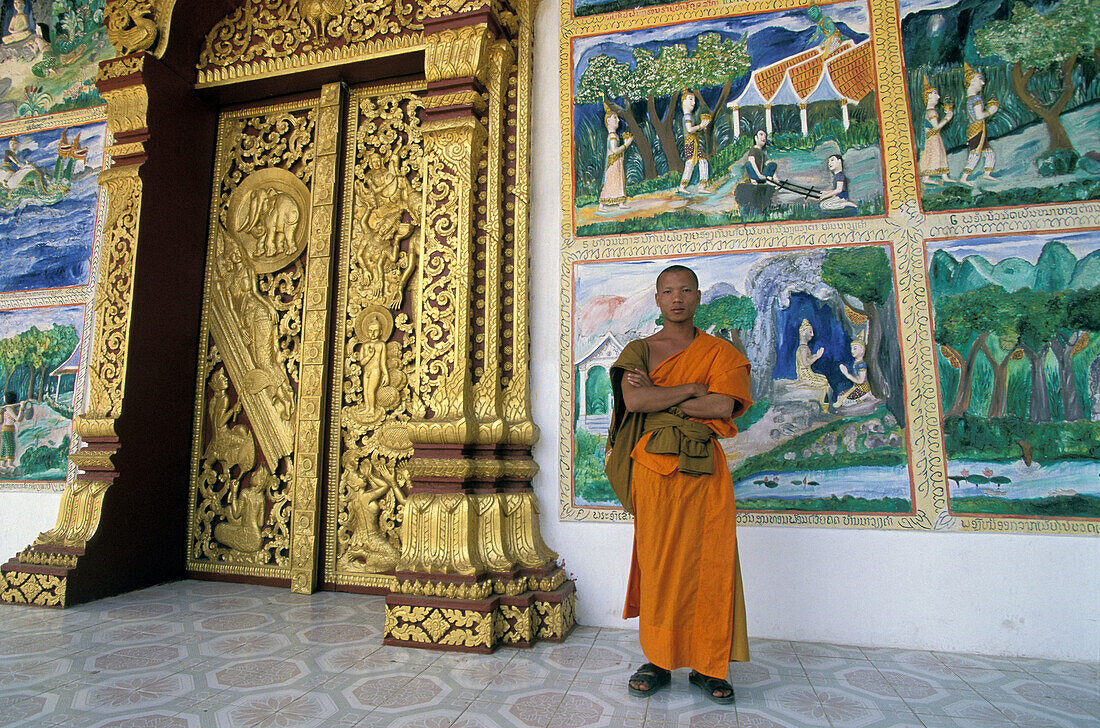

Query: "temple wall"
<box><xmin>0</xmin><ymin>493</ymin><xmax>62</xmax><ymax>559</ymax></box>
<box><xmin>0</xmin><ymin>0</ymin><xmax>1093</xmax><ymax>660</ymax></box>
<box><xmin>529</xmin><ymin>0</ymin><xmax>1100</xmax><ymax>663</ymax></box>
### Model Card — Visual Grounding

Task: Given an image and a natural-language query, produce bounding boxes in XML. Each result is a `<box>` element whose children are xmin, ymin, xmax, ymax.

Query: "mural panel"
<box><xmin>571</xmin><ymin>247</ymin><xmax>914</xmax><ymax>517</ymax></box>
<box><xmin>570</xmin><ymin>0</ymin><xmax>885</xmax><ymax>237</ymax></box>
<box><xmin>902</xmin><ymin>0</ymin><xmax>1100</xmax><ymax>213</ymax></box>
<box><xmin>559</xmin><ymin>0</ymin><xmax>1100</xmax><ymax>534</ymax></box>
<box><xmin>0</xmin><ymin>0</ymin><xmax>109</xmax><ymax>121</ymax></box>
<box><xmin>928</xmin><ymin>230</ymin><xmax>1100</xmax><ymax>520</ymax></box>
<box><xmin>0</xmin><ymin>302</ymin><xmax>85</xmax><ymax>489</ymax></box>
<box><xmin>0</xmin><ymin>116</ymin><xmax>104</xmax><ymax>292</ymax></box>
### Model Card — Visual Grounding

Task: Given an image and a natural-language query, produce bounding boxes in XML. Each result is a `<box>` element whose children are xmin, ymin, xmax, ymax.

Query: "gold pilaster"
<box><xmin>290</xmin><ymin>82</ymin><xmax>345</xmax><ymax>593</ymax></box>
<box><xmin>384</xmin><ymin>3</ymin><xmax>574</xmax><ymax>653</ymax></box>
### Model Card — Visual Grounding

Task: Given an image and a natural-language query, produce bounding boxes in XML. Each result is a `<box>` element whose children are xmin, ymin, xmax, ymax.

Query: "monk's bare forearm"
<box><xmin>623</xmin><ymin>382</ymin><xmax>705</xmax><ymax>413</ymax></box>
<box><xmin>679</xmin><ymin>393</ymin><xmax>737</xmax><ymax>419</ymax></box>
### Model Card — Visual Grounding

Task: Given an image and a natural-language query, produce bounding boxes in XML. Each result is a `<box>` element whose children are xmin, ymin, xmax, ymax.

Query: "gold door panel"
<box><xmin>324</xmin><ymin>81</ymin><xmax>424</xmax><ymax>590</ymax></box>
<box><xmin>187</xmin><ymin>90</ymin><xmax>340</xmax><ymax>589</ymax></box>
<box><xmin>187</xmin><ymin>82</ymin><xmax>425</xmax><ymax>591</ymax></box>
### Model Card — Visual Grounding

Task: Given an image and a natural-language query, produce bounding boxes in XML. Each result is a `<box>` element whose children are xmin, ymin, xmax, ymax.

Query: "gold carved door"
<box><xmin>186</xmin><ymin>81</ymin><xmax>425</xmax><ymax>594</ymax></box>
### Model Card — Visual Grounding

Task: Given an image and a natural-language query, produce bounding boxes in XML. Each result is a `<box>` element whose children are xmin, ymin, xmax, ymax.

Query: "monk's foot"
<box><xmin>628</xmin><ymin>663</ymin><xmax>670</xmax><ymax>697</ymax></box>
<box><xmin>689</xmin><ymin>670</ymin><xmax>735</xmax><ymax>705</ymax></box>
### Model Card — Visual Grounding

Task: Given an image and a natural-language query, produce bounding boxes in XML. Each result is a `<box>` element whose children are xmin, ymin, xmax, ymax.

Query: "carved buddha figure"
<box><xmin>358</xmin><ymin>312</ymin><xmax>389</xmax><ymax>414</ymax></box>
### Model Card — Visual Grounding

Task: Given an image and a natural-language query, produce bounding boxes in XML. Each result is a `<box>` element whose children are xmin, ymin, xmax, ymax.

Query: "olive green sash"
<box><xmin>641</xmin><ymin>409</ymin><xmax>715</xmax><ymax>476</ymax></box>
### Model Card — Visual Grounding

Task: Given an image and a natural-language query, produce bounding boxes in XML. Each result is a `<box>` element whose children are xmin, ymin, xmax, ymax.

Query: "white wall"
<box><xmin>529</xmin><ymin>1</ymin><xmax>1100</xmax><ymax>663</ymax></box>
<box><xmin>0</xmin><ymin>492</ymin><xmax>62</xmax><ymax>565</ymax></box>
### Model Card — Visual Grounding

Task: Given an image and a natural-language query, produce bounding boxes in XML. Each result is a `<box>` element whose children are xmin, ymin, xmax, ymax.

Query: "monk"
<box><xmin>605</xmin><ymin>264</ymin><xmax>752</xmax><ymax>705</ymax></box>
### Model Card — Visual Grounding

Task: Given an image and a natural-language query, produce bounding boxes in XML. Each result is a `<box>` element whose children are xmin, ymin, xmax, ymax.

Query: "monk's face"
<box><xmin>655</xmin><ymin>269</ymin><xmax>700</xmax><ymax>325</ymax></box>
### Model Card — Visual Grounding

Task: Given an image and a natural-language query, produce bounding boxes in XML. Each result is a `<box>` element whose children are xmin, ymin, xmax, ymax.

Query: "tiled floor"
<box><xmin>0</xmin><ymin>581</ymin><xmax>1096</xmax><ymax>728</ymax></box>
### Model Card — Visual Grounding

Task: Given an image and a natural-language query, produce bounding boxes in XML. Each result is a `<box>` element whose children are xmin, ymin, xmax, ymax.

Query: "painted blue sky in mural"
<box><xmin>0</xmin><ymin>120</ymin><xmax>104</xmax><ymax>294</ymax></box>
<box><xmin>926</xmin><ymin>230</ymin><xmax>1100</xmax><ymax>263</ymax></box>
<box><xmin>575</xmin><ymin>253</ymin><xmax>758</xmax><ymax>305</ymax></box>
<box><xmin>0</xmin><ymin>304</ymin><xmax>85</xmax><ymax>341</ymax></box>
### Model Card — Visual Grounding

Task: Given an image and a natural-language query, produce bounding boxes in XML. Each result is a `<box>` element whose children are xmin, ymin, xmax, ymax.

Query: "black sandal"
<box><xmin>689</xmin><ymin>670</ymin><xmax>735</xmax><ymax>704</ymax></box>
<box><xmin>628</xmin><ymin>663</ymin><xmax>671</xmax><ymax>697</ymax></box>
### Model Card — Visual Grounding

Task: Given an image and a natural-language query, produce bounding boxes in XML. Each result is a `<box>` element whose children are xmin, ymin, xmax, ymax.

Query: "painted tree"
<box><xmin>974</xmin><ymin>0</ymin><xmax>1100</xmax><ymax>155</ymax></box>
<box><xmin>821</xmin><ymin>247</ymin><xmax>899</xmax><ymax>417</ymax></box>
<box><xmin>576</xmin><ymin>54</ymin><xmax>658</xmax><ymax>180</ymax></box>
<box><xmin>632</xmin><ymin>46</ymin><xmax>686</xmax><ymax>176</ymax></box>
<box><xmin>935</xmin><ymin>286</ymin><xmax>1019</xmax><ymax>418</ymax></box>
<box><xmin>695</xmin><ymin>294</ymin><xmax>757</xmax><ymax>354</ymax></box>
<box><xmin>1012</xmin><ymin>288</ymin><xmax>1059</xmax><ymax>422</ymax></box>
<box><xmin>18</xmin><ymin>328</ymin><xmax>49</xmax><ymax>401</ymax></box>
<box><xmin>680</xmin><ymin>33</ymin><xmax>750</xmax><ymax>162</ymax></box>
<box><xmin>1053</xmin><ymin>285</ymin><xmax>1100</xmax><ymax>421</ymax></box>
<box><xmin>0</xmin><ymin>338</ymin><xmax>19</xmax><ymax>396</ymax></box>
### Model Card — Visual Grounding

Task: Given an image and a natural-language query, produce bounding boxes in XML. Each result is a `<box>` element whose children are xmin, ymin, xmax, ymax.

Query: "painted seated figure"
<box><xmin>794</xmin><ymin>318</ymin><xmax>831</xmax><ymax>411</ymax></box>
<box><xmin>836</xmin><ymin>337</ymin><xmax>878</xmax><ymax>411</ymax></box>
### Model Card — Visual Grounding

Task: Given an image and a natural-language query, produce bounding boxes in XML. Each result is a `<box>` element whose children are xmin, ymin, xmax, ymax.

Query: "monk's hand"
<box><xmin>625</xmin><ymin>368</ymin><xmax>654</xmax><ymax>389</ymax></box>
<box><xmin>688</xmin><ymin>382</ymin><xmax>709</xmax><ymax>399</ymax></box>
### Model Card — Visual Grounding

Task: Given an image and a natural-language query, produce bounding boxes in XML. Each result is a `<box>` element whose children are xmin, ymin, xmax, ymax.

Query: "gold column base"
<box><xmin>383</xmin><ymin>574</ymin><xmax>576</xmax><ymax>652</ymax></box>
<box><xmin>384</xmin><ymin>445</ymin><xmax>577</xmax><ymax>652</ymax></box>
<box><xmin>0</xmin><ymin>564</ymin><xmax>69</xmax><ymax>608</ymax></box>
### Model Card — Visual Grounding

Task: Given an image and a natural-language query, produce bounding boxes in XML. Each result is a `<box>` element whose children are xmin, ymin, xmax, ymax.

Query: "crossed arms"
<box><xmin>621</xmin><ymin>368</ymin><xmax>737</xmax><ymax>420</ymax></box>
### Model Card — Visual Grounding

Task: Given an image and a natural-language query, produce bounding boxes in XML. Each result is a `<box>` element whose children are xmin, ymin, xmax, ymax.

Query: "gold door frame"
<box><xmin>2</xmin><ymin>0</ymin><xmax>574</xmax><ymax>652</ymax></box>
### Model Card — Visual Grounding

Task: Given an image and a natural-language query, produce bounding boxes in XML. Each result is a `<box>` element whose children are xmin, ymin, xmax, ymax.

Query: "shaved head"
<box><xmin>656</xmin><ymin>264</ymin><xmax>699</xmax><ymax>290</ymax></box>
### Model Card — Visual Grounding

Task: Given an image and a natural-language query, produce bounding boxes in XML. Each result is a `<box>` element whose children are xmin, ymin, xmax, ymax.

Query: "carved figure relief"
<box><xmin>228</xmin><ymin>167</ymin><xmax>311</xmax><ymax>272</ymax></box>
<box><xmin>354</xmin><ymin>306</ymin><xmax>394</xmax><ymax>420</ymax></box>
<box><xmin>213</xmin><ymin>465</ymin><xmax>272</xmax><ymax>554</ymax></box>
<box><xmin>333</xmin><ymin>90</ymin><xmax>423</xmax><ymax>578</ymax></box>
<box><xmin>353</xmin><ymin>153</ymin><xmax>420</xmax><ymax>305</ymax></box>
<box><xmin>338</xmin><ymin>454</ymin><xmax>404</xmax><ymax>571</ymax></box>
<box><xmin>190</xmin><ymin>105</ymin><xmax>316</xmax><ymax>572</ymax></box>
<box><xmin>203</xmin><ymin>367</ymin><xmax>256</xmax><ymax>475</ymax></box>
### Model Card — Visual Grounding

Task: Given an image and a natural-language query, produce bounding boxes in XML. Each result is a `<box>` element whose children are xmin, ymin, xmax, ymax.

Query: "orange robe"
<box><xmin>622</xmin><ymin>331</ymin><xmax>752</xmax><ymax>679</ymax></box>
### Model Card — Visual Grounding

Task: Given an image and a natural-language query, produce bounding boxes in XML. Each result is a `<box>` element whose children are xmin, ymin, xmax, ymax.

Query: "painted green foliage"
<box><xmin>575</xmin><ymin>33</ymin><xmax>750</xmax><ymax>181</ymax></box>
<box><xmin>973</xmin><ymin>0</ymin><xmax>1100</xmax><ymax>155</ymax></box>
<box><xmin>930</xmin><ymin>234</ymin><xmax>1100</xmax><ymax>518</ymax></box>
<box><xmin>0</xmin><ymin>324</ymin><xmax>78</xmax><ymax>402</ymax></box>
<box><xmin>1</xmin><ymin>0</ymin><xmax>110</xmax><ymax>120</ymax></box>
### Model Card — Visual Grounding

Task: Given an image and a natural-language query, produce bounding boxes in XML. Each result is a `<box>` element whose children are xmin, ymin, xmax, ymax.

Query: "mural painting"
<box><xmin>570</xmin><ymin>0</ymin><xmax>885</xmax><ymax>237</ymax></box>
<box><xmin>0</xmin><ymin>117</ymin><xmax>104</xmax><ymax>293</ymax></box>
<box><xmin>571</xmin><ymin>245</ymin><xmax>912</xmax><ymax>516</ymax></box>
<box><xmin>0</xmin><ymin>0</ymin><xmax>107</xmax><ymax>493</ymax></box>
<box><xmin>903</xmin><ymin>0</ymin><xmax>1100</xmax><ymax>213</ymax></box>
<box><xmin>0</xmin><ymin>303</ymin><xmax>83</xmax><ymax>486</ymax></box>
<box><xmin>928</xmin><ymin>230</ymin><xmax>1100</xmax><ymax>519</ymax></box>
<box><xmin>0</xmin><ymin>0</ymin><xmax>109</xmax><ymax>121</ymax></box>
